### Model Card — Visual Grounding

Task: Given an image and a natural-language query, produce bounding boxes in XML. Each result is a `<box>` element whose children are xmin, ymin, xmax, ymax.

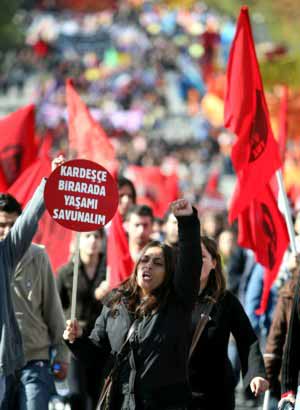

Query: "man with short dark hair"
<box><xmin>1</xmin><ymin>192</ymin><xmax>69</xmax><ymax>410</ymax></box>
<box><xmin>0</xmin><ymin>155</ymin><xmax>64</xmax><ymax>407</ymax></box>
<box><xmin>126</xmin><ymin>204</ymin><xmax>154</xmax><ymax>262</ymax></box>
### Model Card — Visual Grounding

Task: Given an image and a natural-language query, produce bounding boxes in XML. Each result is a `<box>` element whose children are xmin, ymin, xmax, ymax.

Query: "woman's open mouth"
<box><xmin>142</xmin><ymin>271</ymin><xmax>152</xmax><ymax>281</ymax></box>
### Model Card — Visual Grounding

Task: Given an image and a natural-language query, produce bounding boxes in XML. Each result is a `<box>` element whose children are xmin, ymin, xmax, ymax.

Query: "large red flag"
<box><xmin>237</xmin><ymin>183</ymin><xmax>289</xmax><ymax>313</ymax></box>
<box><xmin>225</xmin><ymin>7</ymin><xmax>289</xmax><ymax>312</ymax></box>
<box><xmin>125</xmin><ymin>165</ymin><xmax>179</xmax><ymax>217</ymax></box>
<box><xmin>107</xmin><ymin>210</ymin><xmax>134</xmax><ymax>289</ymax></box>
<box><xmin>8</xmin><ymin>154</ymin><xmax>72</xmax><ymax>273</ymax></box>
<box><xmin>66</xmin><ymin>79</ymin><xmax>118</xmax><ymax>176</ymax></box>
<box><xmin>0</xmin><ymin>104</ymin><xmax>37</xmax><ymax>187</ymax></box>
<box><xmin>237</xmin><ymin>184</ymin><xmax>288</xmax><ymax>271</ymax></box>
<box><xmin>224</xmin><ymin>7</ymin><xmax>282</xmax><ymax>222</ymax></box>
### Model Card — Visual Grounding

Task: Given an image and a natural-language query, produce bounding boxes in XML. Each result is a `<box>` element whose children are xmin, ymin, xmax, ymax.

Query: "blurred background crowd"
<box><xmin>1</xmin><ymin>0</ymin><xmax>300</xmax><ymax>214</ymax></box>
<box><xmin>1</xmin><ymin>1</ymin><xmax>300</xmax><ymax>409</ymax></box>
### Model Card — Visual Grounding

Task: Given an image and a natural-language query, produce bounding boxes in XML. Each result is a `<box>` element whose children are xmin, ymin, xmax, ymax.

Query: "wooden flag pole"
<box><xmin>70</xmin><ymin>232</ymin><xmax>81</xmax><ymax>321</ymax></box>
<box><xmin>262</xmin><ymin>389</ymin><xmax>270</xmax><ymax>410</ymax></box>
<box><xmin>44</xmin><ymin>158</ymin><xmax>119</xmax><ymax>321</ymax></box>
<box><xmin>276</xmin><ymin>169</ymin><xmax>298</xmax><ymax>255</ymax></box>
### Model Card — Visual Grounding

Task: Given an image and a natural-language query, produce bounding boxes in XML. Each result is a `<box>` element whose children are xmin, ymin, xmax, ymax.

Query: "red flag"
<box><xmin>66</xmin><ymin>79</ymin><xmax>118</xmax><ymax>175</ymax></box>
<box><xmin>107</xmin><ymin>210</ymin><xmax>134</xmax><ymax>289</ymax></box>
<box><xmin>0</xmin><ymin>165</ymin><xmax>8</xmax><ymax>192</ymax></box>
<box><xmin>34</xmin><ymin>213</ymin><xmax>72</xmax><ymax>274</ymax></box>
<box><xmin>8</xmin><ymin>155</ymin><xmax>72</xmax><ymax>273</ymax></box>
<box><xmin>204</xmin><ymin>170</ymin><xmax>219</xmax><ymax>194</ymax></box>
<box><xmin>278</xmin><ymin>85</ymin><xmax>289</xmax><ymax>162</ymax></box>
<box><xmin>0</xmin><ymin>104</ymin><xmax>37</xmax><ymax>187</ymax></box>
<box><xmin>237</xmin><ymin>183</ymin><xmax>289</xmax><ymax>313</ymax></box>
<box><xmin>8</xmin><ymin>157</ymin><xmax>50</xmax><ymax>202</ymax></box>
<box><xmin>225</xmin><ymin>7</ymin><xmax>289</xmax><ymax>313</ymax></box>
<box><xmin>38</xmin><ymin>131</ymin><xmax>54</xmax><ymax>158</ymax></box>
<box><xmin>237</xmin><ymin>184</ymin><xmax>288</xmax><ymax>270</ymax></box>
<box><xmin>224</xmin><ymin>7</ymin><xmax>282</xmax><ymax>222</ymax></box>
<box><xmin>126</xmin><ymin>165</ymin><xmax>179</xmax><ymax>217</ymax></box>
<box><xmin>198</xmin><ymin>170</ymin><xmax>226</xmax><ymax>213</ymax></box>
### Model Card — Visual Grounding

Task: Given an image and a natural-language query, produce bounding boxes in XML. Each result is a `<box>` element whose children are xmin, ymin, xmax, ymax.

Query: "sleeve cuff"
<box><xmin>281</xmin><ymin>390</ymin><xmax>295</xmax><ymax>398</ymax></box>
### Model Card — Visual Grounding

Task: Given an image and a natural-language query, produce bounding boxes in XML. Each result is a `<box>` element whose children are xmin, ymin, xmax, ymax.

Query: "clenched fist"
<box><xmin>170</xmin><ymin>199</ymin><xmax>193</xmax><ymax>217</ymax></box>
<box><xmin>63</xmin><ymin>319</ymin><xmax>82</xmax><ymax>343</ymax></box>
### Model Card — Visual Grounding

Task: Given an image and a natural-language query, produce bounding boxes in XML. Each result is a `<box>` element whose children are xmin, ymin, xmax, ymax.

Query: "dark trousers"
<box><xmin>68</xmin><ymin>356</ymin><xmax>102</xmax><ymax>410</ymax></box>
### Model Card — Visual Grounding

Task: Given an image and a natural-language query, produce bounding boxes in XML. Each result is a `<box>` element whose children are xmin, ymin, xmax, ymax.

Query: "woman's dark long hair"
<box><xmin>201</xmin><ymin>236</ymin><xmax>226</xmax><ymax>302</ymax></box>
<box><xmin>108</xmin><ymin>241</ymin><xmax>176</xmax><ymax>317</ymax></box>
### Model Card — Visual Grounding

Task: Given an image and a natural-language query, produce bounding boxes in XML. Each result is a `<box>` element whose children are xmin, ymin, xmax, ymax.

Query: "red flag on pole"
<box><xmin>238</xmin><ymin>185</ymin><xmax>289</xmax><ymax>313</ymax></box>
<box><xmin>224</xmin><ymin>7</ymin><xmax>282</xmax><ymax>223</ymax></box>
<box><xmin>66</xmin><ymin>79</ymin><xmax>118</xmax><ymax>176</ymax></box>
<box><xmin>0</xmin><ymin>104</ymin><xmax>37</xmax><ymax>187</ymax></box>
<box><xmin>237</xmin><ymin>184</ymin><xmax>288</xmax><ymax>272</ymax></box>
<box><xmin>107</xmin><ymin>210</ymin><xmax>134</xmax><ymax>289</ymax></box>
<box><xmin>225</xmin><ymin>7</ymin><xmax>290</xmax><ymax>313</ymax></box>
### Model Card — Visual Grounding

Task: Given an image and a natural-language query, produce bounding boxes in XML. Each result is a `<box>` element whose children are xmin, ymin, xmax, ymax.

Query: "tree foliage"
<box><xmin>212</xmin><ymin>0</ymin><xmax>300</xmax><ymax>88</ymax></box>
<box><xmin>260</xmin><ymin>55</ymin><xmax>300</xmax><ymax>89</ymax></box>
<box><xmin>0</xmin><ymin>0</ymin><xmax>24</xmax><ymax>50</ymax></box>
<box><xmin>205</xmin><ymin>0</ymin><xmax>300</xmax><ymax>51</ymax></box>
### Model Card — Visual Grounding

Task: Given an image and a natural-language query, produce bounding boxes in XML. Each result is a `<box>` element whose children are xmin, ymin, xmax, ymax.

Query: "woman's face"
<box><xmin>79</xmin><ymin>231</ymin><xmax>103</xmax><ymax>257</ymax></box>
<box><xmin>201</xmin><ymin>243</ymin><xmax>216</xmax><ymax>285</ymax></box>
<box><xmin>137</xmin><ymin>246</ymin><xmax>166</xmax><ymax>296</ymax></box>
<box><xmin>118</xmin><ymin>185</ymin><xmax>135</xmax><ymax>217</ymax></box>
<box><xmin>218</xmin><ymin>230</ymin><xmax>234</xmax><ymax>257</ymax></box>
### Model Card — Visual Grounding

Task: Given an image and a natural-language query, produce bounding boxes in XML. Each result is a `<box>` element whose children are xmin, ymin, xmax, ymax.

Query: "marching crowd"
<box><xmin>1</xmin><ymin>1</ymin><xmax>300</xmax><ymax>410</ymax></box>
<box><xmin>1</xmin><ymin>159</ymin><xmax>300</xmax><ymax>410</ymax></box>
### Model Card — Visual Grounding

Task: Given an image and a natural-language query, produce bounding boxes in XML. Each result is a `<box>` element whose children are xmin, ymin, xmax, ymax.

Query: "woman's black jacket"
<box><xmin>189</xmin><ymin>291</ymin><xmax>266</xmax><ymax>410</ymax></box>
<box><xmin>66</xmin><ymin>211</ymin><xmax>202</xmax><ymax>410</ymax></box>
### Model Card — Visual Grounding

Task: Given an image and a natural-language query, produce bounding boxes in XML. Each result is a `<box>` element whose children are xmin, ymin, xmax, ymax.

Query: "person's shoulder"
<box><xmin>57</xmin><ymin>260</ymin><xmax>74</xmax><ymax>277</ymax></box>
<box><xmin>221</xmin><ymin>289</ymin><xmax>240</xmax><ymax>306</ymax></box>
<box><xmin>102</xmin><ymin>288</ymin><xmax>119</xmax><ymax>307</ymax></box>
<box><xmin>279</xmin><ymin>278</ymin><xmax>297</xmax><ymax>299</ymax></box>
<box><xmin>17</xmin><ymin>243</ymin><xmax>46</xmax><ymax>267</ymax></box>
<box><xmin>224</xmin><ymin>289</ymin><xmax>233</xmax><ymax>296</ymax></box>
<box><xmin>30</xmin><ymin>243</ymin><xmax>47</xmax><ymax>257</ymax></box>
<box><xmin>208</xmin><ymin>291</ymin><xmax>236</xmax><ymax>319</ymax></box>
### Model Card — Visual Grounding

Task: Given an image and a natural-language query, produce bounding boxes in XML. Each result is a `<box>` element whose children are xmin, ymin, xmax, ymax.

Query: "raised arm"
<box><xmin>3</xmin><ymin>155</ymin><xmax>65</xmax><ymax>277</ymax></box>
<box><xmin>170</xmin><ymin>199</ymin><xmax>202</xmax><ymax>311</ymax></box>
<box><xmin>3</xmin><ymin>179</ymin><xmax>46</xmax><ymax>276</ymax></box>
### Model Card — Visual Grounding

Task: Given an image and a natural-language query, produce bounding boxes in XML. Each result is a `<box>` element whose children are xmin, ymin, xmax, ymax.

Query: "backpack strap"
<box><xmin>188</xmin><ymin>303</ymin><xmax>214</xmax><ymax>362</ymax></box>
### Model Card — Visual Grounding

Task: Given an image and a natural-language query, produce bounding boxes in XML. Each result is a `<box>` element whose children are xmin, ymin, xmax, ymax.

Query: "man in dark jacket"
<box><xmin>0</xmin><ymin>191</ymin><xmax>70</xmax><ymax>410</ymax></box>
<box><xmin>0</xmin><ymin>155</ymin><xmax>64</xmax><ymax>406</ymax></box>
